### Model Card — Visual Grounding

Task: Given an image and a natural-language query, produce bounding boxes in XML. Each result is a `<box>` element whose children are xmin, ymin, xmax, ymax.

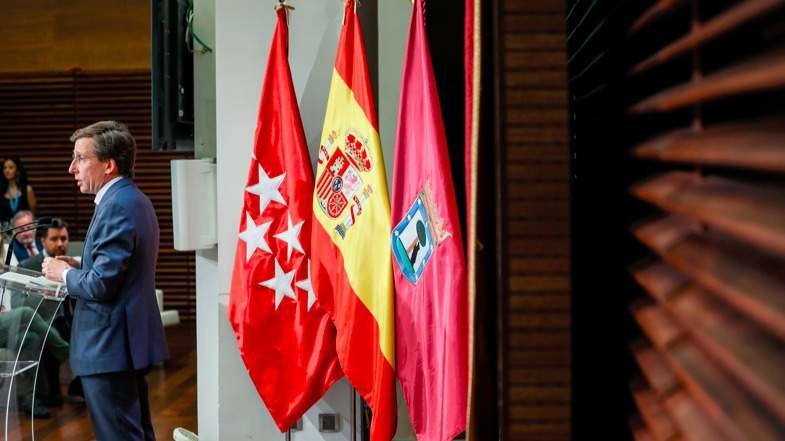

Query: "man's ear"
<box><xmin>105</xmin><ymin>158</ymin><xmax>119</xmax><ymax>175</ymax></box>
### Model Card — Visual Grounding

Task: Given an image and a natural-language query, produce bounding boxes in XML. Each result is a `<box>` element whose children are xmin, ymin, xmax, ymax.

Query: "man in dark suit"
<box><xmin>19</xmin><ymin>217</ymin><xmax>75</xmax><ymax>406</ymax></box>
<box><xmin>43</xmin><ymin>121</ymin><xmax>169</xmax><ymax>441</ymax></box>
<box><xmin>11</xmin><ymin>210</ymin><xmax>43</xmax><ymax>263</ymax></box>
<box><xmin>3</xmin><ymin>215</ymin><xmax>71</xmax><ymax>417</ymax></box>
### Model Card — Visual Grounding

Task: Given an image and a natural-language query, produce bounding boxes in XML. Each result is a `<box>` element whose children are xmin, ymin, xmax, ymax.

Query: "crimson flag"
<box><xmin>228</xmin><ymin>7</ymin><xmax>343</xmax><ymax>431</ymax></box>
<box><xmin>391</xmin><ymin>1</ymin><xmax>468</xmax><ymax>439</ymax></box>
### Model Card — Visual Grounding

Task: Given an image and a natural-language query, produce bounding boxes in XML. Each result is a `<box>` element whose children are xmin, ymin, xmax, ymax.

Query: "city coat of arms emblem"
<box><xmin>391</xmin><ymin>184</ymin><xmax>451</xmax><ymax>284</ymax></box>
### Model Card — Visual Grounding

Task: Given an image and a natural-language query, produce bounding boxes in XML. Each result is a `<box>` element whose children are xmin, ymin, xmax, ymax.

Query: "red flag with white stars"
<box><xmin>228</xmin><ymin>8</ymin><xmax>342</xmax><ymax>432</ymax></box>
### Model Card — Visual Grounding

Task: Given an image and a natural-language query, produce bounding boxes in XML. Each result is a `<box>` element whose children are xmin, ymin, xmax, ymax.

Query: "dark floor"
<box><xmin>10</xmin><ymin>322</ymin><xmax>197</xmax><ymax>441</ymax></box>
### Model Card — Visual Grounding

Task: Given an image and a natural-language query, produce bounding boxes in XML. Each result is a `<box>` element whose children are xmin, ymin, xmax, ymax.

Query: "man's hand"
<box><xmin>42</xmin><ymin>257</ymin><xmax>71</xmax><ymax>283</ymax></box>
<box><xmin>55</xmin><ymin>255</ymin><xmax>80</xmax><ymax>268</ymax></box>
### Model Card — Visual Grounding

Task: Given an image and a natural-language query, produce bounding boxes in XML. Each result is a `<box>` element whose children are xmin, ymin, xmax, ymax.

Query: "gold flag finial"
<box><xmin>274</xmin><ymin>0</ymin><xmax>294</xmax><ymax>11</ymax></box>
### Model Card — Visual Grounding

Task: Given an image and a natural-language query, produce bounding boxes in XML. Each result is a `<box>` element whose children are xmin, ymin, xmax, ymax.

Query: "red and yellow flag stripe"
<box><xmin>310</xmin><ymin>1</ymin><xmax>396</xmax><ymax>440</ymax></box>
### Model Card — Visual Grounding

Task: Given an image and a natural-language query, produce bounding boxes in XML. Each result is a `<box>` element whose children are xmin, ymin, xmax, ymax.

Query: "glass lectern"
<box><xmin>0</xmin><ymin>263</ymin><xmax>68</xmax><ymax>441</ymax></box>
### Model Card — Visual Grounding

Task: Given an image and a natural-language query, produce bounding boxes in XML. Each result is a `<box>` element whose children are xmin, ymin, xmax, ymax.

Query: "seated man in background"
<box><xmin>19</xmin><ymin>218</ymin><xmax>69</xmax><ymax>273</ymax></box>
<box><xmin>19</xmin><ymin>218</ymin><xmax>77</xmax><ymax>406</ymax></box>
<box><xmin>10</xmin><ymin>210</ymin><xmax>43</xmax><ymax>263</ymax></box>
<box><xmin>0</xmin><ymin>305</ymin><xmax>70</xmax><ymax>418</ymax></box>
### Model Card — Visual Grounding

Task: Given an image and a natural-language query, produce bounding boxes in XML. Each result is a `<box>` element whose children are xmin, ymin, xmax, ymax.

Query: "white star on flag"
<box><xmin>274</xmin><ymin>212</ymin><xmax>305</xmax><ymax>261</ymax></box>
<box><xmin>295</xmin><ymin>259</ymin><xmax>316</xmax><ymax>311</ymax></box>
<box><xmin>260</xmin><ymin>258</ymin><xmax>297</xmax><ymax>309</ymax></box>
<box><xmin>246</xmin><ymin>164</ymin><xmax>287</xmax><ymax>215</ymax></box>
<box><xmin>238</xmin><ymin>211</ymin><xmax>272</xmax><ymax>262</ymax></box>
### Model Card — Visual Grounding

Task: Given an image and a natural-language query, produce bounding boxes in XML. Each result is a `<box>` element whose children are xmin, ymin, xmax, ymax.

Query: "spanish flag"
<box><xmin>310</xmin><ymin>1</ymin><xmax>396</xmax><ymax>440</ymax></box>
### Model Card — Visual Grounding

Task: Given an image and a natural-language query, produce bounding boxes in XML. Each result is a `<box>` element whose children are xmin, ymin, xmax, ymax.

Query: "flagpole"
<box><xmin>285</xmin><ymin>429</ymin><xmax>292</xmax><ymax>441</ymax></box>
<box><xmin>351</xmin><ymin>388</ymin><xmax>357</xmax><ymax>441</ymax></box>
<box><xmin>274</xmin><ymin>0</ymin><xmax>294</xmax><ymax>12</ymax></box>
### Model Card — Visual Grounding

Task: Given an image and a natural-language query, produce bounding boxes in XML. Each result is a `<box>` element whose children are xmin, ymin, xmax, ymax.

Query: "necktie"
<box><xmin>27</xmin><ymin>243</ymin><xmax>37</xmax><ymax>257</ymax></box>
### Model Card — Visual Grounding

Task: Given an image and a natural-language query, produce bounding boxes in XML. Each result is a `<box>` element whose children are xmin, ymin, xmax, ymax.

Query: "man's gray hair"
<box><xmin>70</xmin><ymin>121</ymin><xmax>136</xmax><ymax>178</ymax></box>
<box><xmin>12</xmin><ymin>210</ymin><xmax>33</xmax><ymax>226</ymax></box>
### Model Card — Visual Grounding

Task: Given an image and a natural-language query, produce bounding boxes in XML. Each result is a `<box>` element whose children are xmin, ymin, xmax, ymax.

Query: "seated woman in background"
<box><xmin>0</xmin><ymin>156</ymin><xmax>37</xmax><ymax>224</ymax></box>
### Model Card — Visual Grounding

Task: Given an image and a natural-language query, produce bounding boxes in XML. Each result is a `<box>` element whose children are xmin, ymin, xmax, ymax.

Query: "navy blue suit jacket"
<box><xmin>65</xmin><ymin>178</ymin><xmax>169</xmax><ymax>376</ymax></box>
<box><xmin>12</xmin><ymin>238</ymin><xmax>43</xmax><ymax>263</ymax></box>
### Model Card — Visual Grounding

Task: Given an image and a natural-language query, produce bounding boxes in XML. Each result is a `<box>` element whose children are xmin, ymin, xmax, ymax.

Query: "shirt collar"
<box><xmin>94</xmin><ymin>176</ymin><xmax>124</xmax><ymax>205</ymax></box>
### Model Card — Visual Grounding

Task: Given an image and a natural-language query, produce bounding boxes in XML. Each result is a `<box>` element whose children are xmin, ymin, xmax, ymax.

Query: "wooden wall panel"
<box><xmin>498</xmin><ymin>0</ymin><xmax>571</xmax><ymax>438</ymax></box>
<box><xmin>0</xmin><ymin>71</ymin><xmax>196</xmax><ymax>320</ymax></box>
<box><xmin>0</xmin><ymin>0</ymin><xmax>150</xmax><ymax>73</ymax></box>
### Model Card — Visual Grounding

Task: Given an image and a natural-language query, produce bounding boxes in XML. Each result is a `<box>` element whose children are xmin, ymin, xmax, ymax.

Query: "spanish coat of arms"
<box><xmin>316</xmin><ymin>130</ymin><xmax>374</xmax><ymax>238</ymax></box>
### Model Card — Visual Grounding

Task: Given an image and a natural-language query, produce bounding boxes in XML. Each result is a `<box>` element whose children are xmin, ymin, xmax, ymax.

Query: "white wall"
<box><xmin>377</xmin><ymin>1</ymin><xmax>416</xmax><ymax>439</ymax></box>
<box><xmin>378</xmin><ymin>0</ymin><xmax>408</xmax><ymax>193</ymax></box>
<box><xmin>194</xmin><ymin>0</ymin><xmax>415</xmax><ymax>439</ymax></box>
<box><xmin>192</xmin><ymin>0</ymin><xmax>218</xmax><ymax>438</ymax></box>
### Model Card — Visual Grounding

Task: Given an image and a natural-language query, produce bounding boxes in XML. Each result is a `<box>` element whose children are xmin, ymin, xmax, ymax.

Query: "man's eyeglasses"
<box><xmin>71</xmin><ymin>154</ymin><xmax>95</xmax><ymax>164</ymax></box>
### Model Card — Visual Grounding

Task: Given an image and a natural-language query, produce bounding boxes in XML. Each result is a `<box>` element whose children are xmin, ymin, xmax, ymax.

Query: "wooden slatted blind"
<box><xmin>0</xmin><ymin>71</ymin><xmax>196</xmax><ymax>320</ymax></box>
<box><xmin>567</xmin><ymin>0</ymin><xmax>785</xmax><ymax>437</ymax></box>
<box><xmin>569</xmin><ymin>0</ymin><xmax>785</xmax><ymax>438</ymax></box>
<box><xmin>497</xmin><ymin>0</ymin><xmax>572</xmax><ymax>438</ymax></box>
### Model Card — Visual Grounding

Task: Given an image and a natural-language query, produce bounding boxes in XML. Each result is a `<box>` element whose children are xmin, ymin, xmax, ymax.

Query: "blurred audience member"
<box><xmin>19</xmin><ymin>218</ymin><xmax>69</xmax><ymax>271</ymax></box>
<box><xmin>0</xmin><ymin>157</ymin><xmax>37</xmax><ymax>224</ymax></box>
<box><xmin>10</xmin><ymin>210</ymin><xmax>43</xmax><ymax>263</ymax></box>
<box><xmin>19</xmin><ymin>218</ymin><xmax>76</xmax><ymax>407</ymax></box>
<box><xmin>0</xmin><ymin>305</ymin><xmax>70</xmax><ymax>418</ymax></box>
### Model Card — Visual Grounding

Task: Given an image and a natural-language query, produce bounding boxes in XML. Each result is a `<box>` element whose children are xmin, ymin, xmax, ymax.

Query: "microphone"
<box><xmin>3</xmin><ymin>217</ymin><xmax>55</xmax><ymax>266</ymax></box>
